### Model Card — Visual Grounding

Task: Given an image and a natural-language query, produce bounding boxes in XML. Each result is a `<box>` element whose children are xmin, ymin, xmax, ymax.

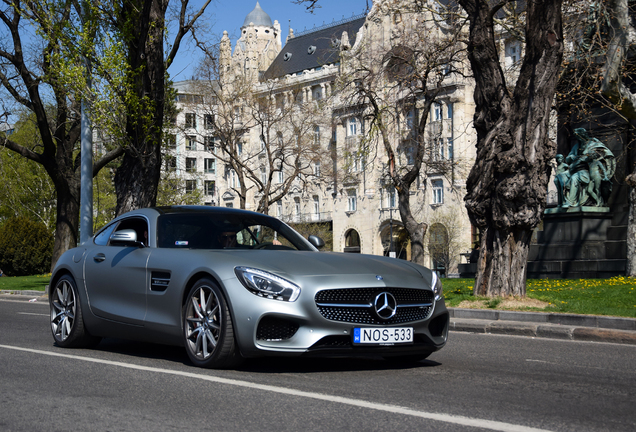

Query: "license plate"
<box><xmin>353</xmin><ymin>327</ymin><xmax>413</xmax><ymax>345</ymax></box>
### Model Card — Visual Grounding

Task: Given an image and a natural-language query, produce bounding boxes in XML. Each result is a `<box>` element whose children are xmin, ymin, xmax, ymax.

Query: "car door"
<box><xmin>84</xmin><ymin>216</ymin><xmax>151</xmax><ymax>326</ymax></box>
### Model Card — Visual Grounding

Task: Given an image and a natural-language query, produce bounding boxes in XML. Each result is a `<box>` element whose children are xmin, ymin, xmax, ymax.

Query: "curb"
<box><xmin>0</xmin><ymin>291</ymin><xmax>47</xmax><ymax>301</ymax></box>
<box><xmin>448</xmin><ymin>308</ymin><xmax>636</xmax><ymax>345</ymax></box>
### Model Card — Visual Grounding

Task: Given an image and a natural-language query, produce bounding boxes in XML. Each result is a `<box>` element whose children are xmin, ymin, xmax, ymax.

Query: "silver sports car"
<box><xmin>49</xmin><ymin>206</ymin><xmax>449</xmax><ymax>368</ymax></box>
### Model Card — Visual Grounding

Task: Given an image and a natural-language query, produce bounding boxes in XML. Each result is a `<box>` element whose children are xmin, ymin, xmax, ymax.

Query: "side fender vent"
<box><xmin>151</xmin><ymin>271</ymin><xmax>171</xmax><ymax>292</ymax></box>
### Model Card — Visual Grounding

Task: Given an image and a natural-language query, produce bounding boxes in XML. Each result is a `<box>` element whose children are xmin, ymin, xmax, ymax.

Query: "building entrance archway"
<box><xmin>379</xmin><ymin>222</ymin><xmax>409</xmax><ymax>260</ymax></box>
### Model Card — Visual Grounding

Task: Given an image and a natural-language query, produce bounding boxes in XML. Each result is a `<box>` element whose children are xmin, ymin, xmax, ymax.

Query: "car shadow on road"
<box><xmin>237</xmin><ymin>356</ymin><xmax>442</xmax><ymax>373</ymax></box>
<box><xmin>90</xmin><ymin>338</ymin><xmax>441</xmax><ymax>372</ymax></box>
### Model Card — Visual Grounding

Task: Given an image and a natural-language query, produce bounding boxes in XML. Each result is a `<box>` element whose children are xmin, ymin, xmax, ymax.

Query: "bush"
<box><xmin>0</xmin><ymin>217</ymin><xmax>53</xmax><ymax>276</ymax></box>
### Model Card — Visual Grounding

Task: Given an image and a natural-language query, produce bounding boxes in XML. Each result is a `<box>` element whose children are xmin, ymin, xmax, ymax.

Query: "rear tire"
<box><xmin>183</xmin><ymin>279</ymin><xmax>242</xmax><ymax>368</ymax></box>
<box><xmin>50</xmin><ymin>275</ymin><xmax>101</xmax><ymax>348</ymax></box>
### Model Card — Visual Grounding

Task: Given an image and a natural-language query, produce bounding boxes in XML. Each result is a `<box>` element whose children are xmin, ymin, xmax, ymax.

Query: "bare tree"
<box><xmin>190</xmin><ymin>51</ymin><xmax>332</xmax><ymax>214</ymax></box>
<box><xmin>337</xmin><ymin>2</ymin><xmax>465</xmax><ymax>265</ymax></box>
<box><xmin>459</xmin><ymin>0</ymin><xmax>564</xmax><ymax>296</ymax></box>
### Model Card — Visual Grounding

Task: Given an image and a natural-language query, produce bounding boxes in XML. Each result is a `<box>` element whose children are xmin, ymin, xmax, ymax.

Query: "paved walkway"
<box><xmin>3</xmin><ymin>291</ymin><xmax>635</xmax><ymax>345</ymax></box>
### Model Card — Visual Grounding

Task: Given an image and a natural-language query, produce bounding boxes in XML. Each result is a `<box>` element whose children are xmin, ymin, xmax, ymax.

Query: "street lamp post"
<box><xmin>79</xmin><ymin>0</ymin><xmax>93</xmax><ymax>244</ymax></box>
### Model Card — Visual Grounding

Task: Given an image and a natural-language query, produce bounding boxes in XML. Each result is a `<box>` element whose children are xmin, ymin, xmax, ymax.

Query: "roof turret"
<box><xmin>242</xmin><ymin>2</ymin><xmax>273</xmax><ymax>28</ymax></box>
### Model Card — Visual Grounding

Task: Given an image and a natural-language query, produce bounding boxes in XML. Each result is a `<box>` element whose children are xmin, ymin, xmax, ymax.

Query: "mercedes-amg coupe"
<box><xmin>49</xmin><ymin>206</ymin><xmax>449</xmax><ymax>368</ymax></box>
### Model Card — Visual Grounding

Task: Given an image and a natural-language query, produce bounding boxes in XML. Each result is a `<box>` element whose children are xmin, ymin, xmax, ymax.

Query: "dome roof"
<box><xmin>242</xmin><ymin>2</ymin><xmax>273</xmax><ymax>28</ymax></box>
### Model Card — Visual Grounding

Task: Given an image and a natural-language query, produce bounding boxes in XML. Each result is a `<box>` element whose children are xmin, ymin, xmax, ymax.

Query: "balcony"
<box><xmin>280</xmin><ymin>211</ymin><xmax>332</xmax><ymax>224</ymax></box>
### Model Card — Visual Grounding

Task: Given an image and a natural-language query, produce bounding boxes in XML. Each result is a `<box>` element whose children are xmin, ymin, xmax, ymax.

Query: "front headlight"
<box><xmin>234</xmin><ymin>267</ymin><xmax>301</xmax><ymax>302</ymax></box>
<box><xmin>432</xmin><ymin>272</ymin><xmax>443</xmax><ymax>301</ymax></box>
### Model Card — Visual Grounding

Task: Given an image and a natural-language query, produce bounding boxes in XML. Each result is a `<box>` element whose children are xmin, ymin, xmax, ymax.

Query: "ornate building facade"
<box><xmin>168</xmin><ymin>1</ymin><xmax>477</xmax><ymax>276</ymax></box>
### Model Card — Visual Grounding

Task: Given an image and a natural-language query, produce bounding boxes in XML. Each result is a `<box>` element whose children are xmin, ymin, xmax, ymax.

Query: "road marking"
<box><xmin>17</xmin><ymin>313</ymin><xmax>49</xmax><ymax>317</ymax></box>
<box><xmin>0</xmin><ymin>344</ymin><xmax>552</xmax><ymax>432</ymax></box>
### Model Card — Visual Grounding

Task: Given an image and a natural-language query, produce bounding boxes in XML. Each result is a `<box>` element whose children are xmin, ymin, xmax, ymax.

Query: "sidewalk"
<box><xmin>3</xmin><ymin>291</ymin><xmax>636</xmax><ymax>345</ymax></box>
<box><xmin>449</xmin><ymin>308</ymin><xmax>636</xmax><ymax>345</ymax></box>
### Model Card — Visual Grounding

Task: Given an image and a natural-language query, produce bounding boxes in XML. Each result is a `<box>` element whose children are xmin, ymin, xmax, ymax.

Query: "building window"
<box><xmin>229</xmin><ymin>169</ymin><xmax>239</xmax><ymax>189</ymax></box>
<box><xmin>312</xmin><ymin>195</ymin><xmax>319</xmax><ymax>220</ymax></box>
<box><xmin>185</xmin><ymin>157</ymin><xmax>197</xmax><ymax>172</ymax></box>
<box><xmin>313</xmin><ymin>161</ymin><xmax>321</xmax><ymax>177</ymax></box>
<box><xmin>260</xmin><ymin>167</ymin><xmax>267</xmax><ymax>184</ymax></box>
<box><xmin>237</xmin><ymin>142</ymin><xmax>243</xmax><ymax>156</ymax></box>
<box><xmin>447</xmin><ymin>102</ymin><xmax>453</xmax><ymax>119</ymax></box>
<box><xmin>313</xmin><ymin>126</ymin><xmax>320</xmax><ymax>146</ymax></box>
<box><xmin>276</xmin><ymin>170</ymin><xmax>284</xmax><ymax>184</ymax></box>
<box><xmin>164</xmin><ymin>155</ymin><xmax>176</xmax><ymax>172</ymax></box>
<box><xmin>294</xmin><ymin>197</ymin><xmax>301</xmax><ymax>222</ymax></box>
<box><xmin>312</xmin><ymin>86</ymin><xmax>322</xmax><ymax>101</ymax></box>
<box><xmin>433</xmin><ymin>103</ymin><xmax>442</xmax><ymax>121</ymax></box>
<box><xmin>506</xmin><ymin>41</ymin><xmax>521</xmax><ymax>66</ymax></box>
<box><xmin>386</xmin><ymin>188</ymin><xmax>396</xmax><ymax>208</ymax></box>
<box><xmin>438</xmin><ymin>138</ymin><xmax>445</xmax><ymax>160</ymax></box>
<box><xmin>185</xmin><ymin>113</ymin><xmax>196</xmax><ymax>129</ymax></box>
<box><xmin>347</xmin><ymin>117</ymin><xmax>359</xmax><ymax>136</ymax></box>
<box><xmin>204</xmin><ymin>180</ymin><xmax>215</xmax><ymax>196</ymax></box>
<box><xmin>432</xmin><ymin>179</ymin><xmax>444</xmax><ymax>204</ymax></box>
<box><xmin>204</xmin><ymin>136</ymin><xmax>218</xmax><ymax>153</ymax></box>
<box><xmin>185</xmin><ymin>135</ymin><xmax>197</xmax><ymax>151</ymax></box>
<box><xmin>347</xmin><ymin>189</ymin><xmax>357</xmax><ymax>212</ymax></box>
<box><xmin>204</xmin><ymin>114</ymin><xmax>214</xmax><ymax>130</ymax></box>
<box><xmin>406</xmin><ymin>109</ymin><xmax>415</xmax><ymax>131</ymax></box>
<box><xmin>204</xmin><ymin>158</ymin><xmax>215</xmax><ymax>174</ymax></box>
<box><xmin>164</xmin><ymin>134</ymin><xmax>176</xmax><ymax>149</ymax></box>
<box><xmin>276</xmin><ymin>201</ymin><xmax>283</xmax><ymax>217</ymax></box>
<box><xmin>447</xmin><ymin>138</ymin><xmax>454</xmax><ymax>159</ymax></box>
<box><xmin>185</xmin><ymin>180</ymin><xmax>197</xmax><ymax>193</ymax></box>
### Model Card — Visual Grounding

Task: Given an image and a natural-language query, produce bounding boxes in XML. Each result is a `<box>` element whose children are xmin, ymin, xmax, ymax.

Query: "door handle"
<box><xmin>93</xmin><ymin>253</ymin><xmax>106</xmax><ymax>262</ymax></box>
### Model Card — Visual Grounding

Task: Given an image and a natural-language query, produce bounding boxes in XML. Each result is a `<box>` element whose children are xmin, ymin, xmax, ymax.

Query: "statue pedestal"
<box><xmin>528</xmin><ymin>209</ymin><xmax>626</xmax><ymax>278</ymax></box>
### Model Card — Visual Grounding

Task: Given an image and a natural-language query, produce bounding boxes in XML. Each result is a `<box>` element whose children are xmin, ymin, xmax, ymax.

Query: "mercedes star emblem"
<box><xmin>373</xmin><ymin>292</ymin><xmax>397</xmax><ymax>320</ymax></box>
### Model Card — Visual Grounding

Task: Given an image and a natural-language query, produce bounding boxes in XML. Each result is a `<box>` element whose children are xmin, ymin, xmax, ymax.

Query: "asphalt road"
<box><xmin>1</xmin><ymin>299</ymin><xmax>635</xmax><ymax>432</ymax></box>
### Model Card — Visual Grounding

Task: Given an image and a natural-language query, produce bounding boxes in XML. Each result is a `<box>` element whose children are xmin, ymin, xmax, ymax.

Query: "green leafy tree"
<box><xmin>0</xmin><ymin>114</ymin><xmax>56</xmax><ymax>228</ymax></box>
<box><xmin>0</xmin><ymin>1</ymin><xmax>123</xmax><ymax>270</ymax></box>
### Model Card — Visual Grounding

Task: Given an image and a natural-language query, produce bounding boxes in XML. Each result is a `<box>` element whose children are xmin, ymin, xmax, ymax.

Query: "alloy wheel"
<box><xmin>185</xmin><ymin>286</ymin><xmax>222</xmax><ymax>360</ymax></box>
<box><xmin>50</xmin><ymin>279</ymin><xmax>76</xmax><ymax>342</ymax></box>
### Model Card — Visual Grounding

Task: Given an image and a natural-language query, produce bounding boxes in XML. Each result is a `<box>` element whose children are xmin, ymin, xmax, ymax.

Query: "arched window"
<box><xmin>344</xmin><ymin>229</ymin><xmax>361</xmax><ymax>253</ymax></box>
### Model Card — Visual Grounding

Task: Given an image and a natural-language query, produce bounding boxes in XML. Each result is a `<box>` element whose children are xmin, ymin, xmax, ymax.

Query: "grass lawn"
<box><xmin>0</xmin><ymin>274</ymin><xmax>50</xmax><ymax>292</ymax></box>
<box><xmin>443</xmin><ymin>276</ymin><xmax>636</xmax><ymax>318</ymax></box>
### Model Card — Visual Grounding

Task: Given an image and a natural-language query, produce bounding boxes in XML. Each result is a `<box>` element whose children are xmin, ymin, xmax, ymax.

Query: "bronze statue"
<box><xmin>559</xmin><ymin>128</ymin><xmax>615</xmax><ymax>208</ymax></box>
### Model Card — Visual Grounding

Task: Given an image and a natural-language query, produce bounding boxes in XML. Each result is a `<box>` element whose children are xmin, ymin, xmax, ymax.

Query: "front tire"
<box><xmin>183</xmin><ymin>279</ymin><xmax>242</xmax><ymax>368</ymax></box>
<box><xmin>50</xmin><ymin>275</ymin><xmax>101</xmax><ymax>348</ymax></box>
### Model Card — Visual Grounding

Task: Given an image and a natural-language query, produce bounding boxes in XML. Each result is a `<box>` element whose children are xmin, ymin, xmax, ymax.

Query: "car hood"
<box><xmin>216</xmin><ymin>250</ymin><xmax>434</xmax><ymax>290</ymax></box>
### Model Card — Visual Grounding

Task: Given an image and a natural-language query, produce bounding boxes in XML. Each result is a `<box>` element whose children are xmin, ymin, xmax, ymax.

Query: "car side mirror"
<box><xmin>308</xmin><ymin>235</ymin><xmax>325</xmax><ymax>250</ymax></box>
<box><xmin>110</xmin><ymin>229</ymin><xmax>145</xmax><ymax>248</ymax></box>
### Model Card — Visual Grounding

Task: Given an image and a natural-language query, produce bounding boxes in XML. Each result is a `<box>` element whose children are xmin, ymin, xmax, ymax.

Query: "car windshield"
<box><xmin>156</xmin><ymin>212</ymin><xmax>313</xmax><ymax>251</ymax></box>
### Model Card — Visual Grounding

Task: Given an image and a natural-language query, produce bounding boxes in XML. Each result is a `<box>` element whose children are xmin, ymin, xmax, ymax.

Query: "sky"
<box><xmin>168</xmin><ymin>0</ymin><xmax>372</xmax><ymax>80</ymax></box>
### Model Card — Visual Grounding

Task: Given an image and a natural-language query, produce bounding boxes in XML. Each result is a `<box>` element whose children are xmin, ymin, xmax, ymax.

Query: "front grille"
<box><xmin>315</xmin><ymin>287</ymin><xmax>434</xmax><ymax>325</ymax></box>
<box><xmin>256</xmin><ymin>316</ymin><xmax>299</xmax><ymax>341</ymax></box>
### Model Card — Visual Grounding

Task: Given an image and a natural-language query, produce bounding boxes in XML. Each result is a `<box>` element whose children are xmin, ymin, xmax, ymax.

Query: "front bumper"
<box><xmin>223</xmin><ymin>276</ymin><xmax>450</xmax><ymax>358</ymax></box>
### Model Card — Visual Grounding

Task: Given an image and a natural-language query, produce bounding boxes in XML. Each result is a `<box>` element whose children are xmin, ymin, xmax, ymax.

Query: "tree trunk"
<box><xmin>397</xmin><ymin>187</ymin><xmax>427</xmax><ymax>265</ymax></box>
<box><xmin>474</xmin><ymin>226</ymin><xmax>531</xmax><ymax>297</ymax></box>
<box><xmin>460</xmin><ymin>0</ymin><xmax>563</xmax><ymax>297</ymax></box>
<box><xmin>114</xmin><ymin>0</ymin><xmax>167</xmax><ymax>215</ymax></box>
<box><xmin>627</xmin><ymin>173</ymin><xmax>636</xmax><ymax>277</ymax></box>
<box><xmin>50</xmin><ymin>181</ymin><xmax>80</xmax><ymax>272</ymax></box>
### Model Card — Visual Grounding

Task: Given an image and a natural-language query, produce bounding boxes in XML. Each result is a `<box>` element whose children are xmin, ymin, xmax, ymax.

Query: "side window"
<box><xmin>111</xmin><ymin>217</ymin><xmax>149</xmax><ymax>246</ymax></box>
<box><xmin>94</xmin><ymin>223</ymin><xmax>117</xmax><ymax>246</ymax></box>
